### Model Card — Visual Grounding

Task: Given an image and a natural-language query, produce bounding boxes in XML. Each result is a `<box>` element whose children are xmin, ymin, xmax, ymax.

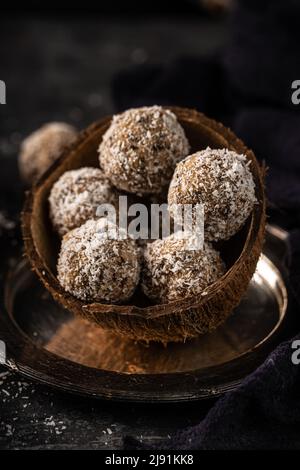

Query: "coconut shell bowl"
<box><xmin>22</xmin><ymin>107</ymin><xmax>266</xmax><ymax>343</ymax></box>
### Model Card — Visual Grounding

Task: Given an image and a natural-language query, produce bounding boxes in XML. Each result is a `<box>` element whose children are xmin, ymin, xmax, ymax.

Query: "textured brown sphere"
<box><xmin>57</xmin><ymin>218</ymin><xmax>140</xmax><ymax>303</ymax></box>
<box><xmin>168</xmin><ymin>147</ymin><xmax>257</xmax><ymax>241</ymax></box>
<box><xmin>99</xmin><ymin>106</ymin><xmax>190</xmax><ymax>196</ymax></box>
<box><xmin>19</xmin><ymin>122</ymin><xmax>78</xmax><ymax>185</ymax></box>
<box><xmin>49</xmin><ymin>167</ymin><xmax>119</xmax><ymax>236</ymax></box>
<box><xmin>141</xmin><ymin>234</ymin><xmax>225</xmax><ymax>303</ymax></box>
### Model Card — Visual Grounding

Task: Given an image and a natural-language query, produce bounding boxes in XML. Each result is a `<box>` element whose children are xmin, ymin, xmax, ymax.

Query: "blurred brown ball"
<box><xmin>19</xmin><ymin>122</ymin><xmax>78</xmax><ymax>185</ymax></box>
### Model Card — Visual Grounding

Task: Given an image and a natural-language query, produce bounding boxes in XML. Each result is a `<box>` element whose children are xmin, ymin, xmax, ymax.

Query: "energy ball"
<box><xmin>19</xmin><ymin>122</ymin><xmax>77</xmax><ymax>185</ymax></box>
<box><xmin>49</xmin><ymin>167</ymin><xmax>119</xmax><ymax>237</ymax></box>
<box><xmin>141</xmin><ymin>234</ymin><xmax>225</xmax><ymax>303</ymax></box>
<box><xmin>57</xmin><ymin>218</ymin><xmax>140</xmax><ymax>303</ymax></box>
<box><xmin>99</xmin><ymin>106</ymin><xmax>190</xmax><ymax>196</ymax></box>
<box><xmin>168</xmin><ymin>147</ymin><xmax>257</xmax><ymax>241</ymax></box>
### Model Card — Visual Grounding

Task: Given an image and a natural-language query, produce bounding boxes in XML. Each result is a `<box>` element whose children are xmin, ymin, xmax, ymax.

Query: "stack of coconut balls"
<box><xmin>45</xmin><ymin>106</ymin><xmax>256</xmax><ymax>306</ymax></box>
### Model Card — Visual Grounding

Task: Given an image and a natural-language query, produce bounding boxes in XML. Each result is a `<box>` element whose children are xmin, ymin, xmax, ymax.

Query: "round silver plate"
<box><xmin>0</xmin><ymin>228</ymin><xmax>289</xmax><ymax>402</ymax></box>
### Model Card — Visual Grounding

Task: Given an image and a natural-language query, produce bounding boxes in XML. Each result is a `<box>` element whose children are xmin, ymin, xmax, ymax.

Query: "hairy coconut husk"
<box><xmin>22</xmin><ymin>107</ymin><xmax>266</xmax><ymax>343</ymax></box>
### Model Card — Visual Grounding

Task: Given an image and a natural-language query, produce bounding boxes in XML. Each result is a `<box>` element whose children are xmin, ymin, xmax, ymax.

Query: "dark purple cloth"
<box><xmin>125</xmin><ymin>336</ymin><xmax>300</xmax><ymax>450</ymax></box>
<box><xmin>118</xmin><ymin>0</ymin><xmax>300</xmax><ymax>450</ymax></box>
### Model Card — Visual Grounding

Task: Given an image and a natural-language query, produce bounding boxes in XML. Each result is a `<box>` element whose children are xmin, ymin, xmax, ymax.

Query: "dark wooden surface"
<box><xmin>0</xmin><ymin>14</ymin><xmax>227</xmax><ymax>450</ymax></box>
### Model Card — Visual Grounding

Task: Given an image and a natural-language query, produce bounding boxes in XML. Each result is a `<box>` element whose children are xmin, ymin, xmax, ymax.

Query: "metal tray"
<box><xmin>0</xmin><ymin>227</ymin><xmax>289</xmax><ymax>402</ymax></box>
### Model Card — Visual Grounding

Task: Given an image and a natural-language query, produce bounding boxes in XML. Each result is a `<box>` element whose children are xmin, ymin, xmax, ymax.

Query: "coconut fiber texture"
<box><xmin>119</xmin><ymin>0</ymin><xmax>300</xmax><ymax>450</ymax></box>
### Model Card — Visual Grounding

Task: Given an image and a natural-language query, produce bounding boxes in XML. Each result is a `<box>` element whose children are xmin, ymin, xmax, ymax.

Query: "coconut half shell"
<box><xmin>22</xmin><ymin>107</ymin><xmax>266</xmax><ymax>343</ymax></box>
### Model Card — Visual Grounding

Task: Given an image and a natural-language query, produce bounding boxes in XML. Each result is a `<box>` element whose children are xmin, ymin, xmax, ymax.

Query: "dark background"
<box><xmin>0</xmin><ymin>2</ymin><xmax>229</xmax><ymax>207</ymax></box>
<box><xmin>0</xmin><ymin>3</ymin><xmax>229</xmax><ymax>450</ymax></box>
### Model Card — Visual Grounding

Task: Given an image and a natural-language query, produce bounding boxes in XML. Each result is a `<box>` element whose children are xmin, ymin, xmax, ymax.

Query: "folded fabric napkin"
<box><xmin>117</xmin><ymin>0</ymin><xmax>300</xmax><ymax>449</ymax></box>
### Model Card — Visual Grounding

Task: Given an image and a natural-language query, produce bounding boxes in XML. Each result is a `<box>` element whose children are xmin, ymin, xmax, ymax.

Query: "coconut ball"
<box><xmin>49</xmin><ymin>167</ymin><xmax>120</xmax><ymax>237</ymax></box>
<box><xmin>99</xmin><ymin>106</ymin><xmax>190</xmax><ymax>196</ymax></box>
<box><xmin>19</xmin><ymin>122</ymin><xmax>77</xmax><ymax>185</ymax></box>
<box><xmin>168</xmin><ymin>147</ymin><xmax>257</xmax><ymax>241</ymax></box>
<box><xmin>141</xmin><ymin>234</ymin><xmax>225</xmax><ymax>303</ymax></box>
<box><xmin>57</xmin><ymin>218</ymin><xmax>140</xmax><ymax>303</ymax></box>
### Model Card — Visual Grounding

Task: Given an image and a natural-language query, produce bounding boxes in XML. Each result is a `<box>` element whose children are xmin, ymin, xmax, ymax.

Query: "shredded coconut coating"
<box><xmin>98</xmin><ymin>106</ymin><xmax>190</xmax><ymax>196</ymax></box>
<box><xmin>141</xmin><ymin>234</ymin><xmax>225</xmax><ymax>303</ymax></box>
<box><xmin>49</xmin><ymin>167</ymin><xmax>120</xmax><ymax>236</ymax></box>
<box><xmin>168</xmin><ymin>147</ymin><xmax>257</xmax><ymax>241</ymax></box>
<box><xmin>19</xmin><ymin>122</ymin><xmax>77</xmax><ymax>184</ymax></box>
<box><xmin>57</xmin><ymin>218</ymin><xmax>140</xmax><ymax>303</ymax></box>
